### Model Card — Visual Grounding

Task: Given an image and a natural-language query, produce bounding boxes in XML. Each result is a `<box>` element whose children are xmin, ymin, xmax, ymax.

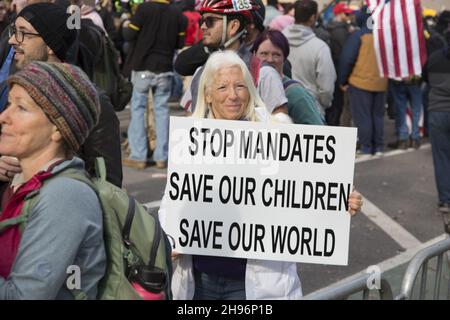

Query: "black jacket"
<box><xmin>122</xmin><ymin>1</ymin><xmax>187</xmax><ymax>75</ymax></box>
<box><xmin>423</xmin><ymin>48</ymin><xmax>450</xmax><ymax>113</ymax></box>
<box><xmin>327</xmin><ymin>20</ymin><xmax>351</xmax><ymax>67</ymax></box>
<box><xmin>174</xmin><ymin>41</ymin><xmax>209</xmax><ymax>76</ymax></box>
<box><xmin>79</xmin><ymin>88</ymin><xmax>123</xmax><ymax>187</ymax></box>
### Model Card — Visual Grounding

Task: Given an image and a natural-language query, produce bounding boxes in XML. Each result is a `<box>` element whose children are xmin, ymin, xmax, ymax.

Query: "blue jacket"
<box><xmin>338</xmin><ymin>10</ymin><xmax>372</xmax><ymax>86</ymax></box>
<box><xmin>0</xmin><ymin>157</ymin><xmax>106</xmax><ymax>299</ymax></box>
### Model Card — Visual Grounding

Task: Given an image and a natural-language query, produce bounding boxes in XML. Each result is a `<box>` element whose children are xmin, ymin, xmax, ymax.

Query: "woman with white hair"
<box><xmin>160</xmin><ymin>50</ymin><xmax>362</xmax><ymax>300</ymax></box>
<box><xmin>192</xmin><ymin>50</ymin><xmax>264</xmax><ymax>122</ymax></box>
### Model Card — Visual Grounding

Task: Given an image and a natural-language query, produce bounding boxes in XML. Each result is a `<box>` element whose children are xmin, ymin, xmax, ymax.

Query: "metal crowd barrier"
<box><xmin>302</xmin><ymin>273</ymin><xmax>394</xmax><ymax>300</ymax></box>
<box><xmin>303</xmin><ymin>236</ymin><xmax>450</xmax><ymax>300</ymax></box>
<box><xmin>396</xmin><ymin>236</ymin><xmax>450</xmax><ymax>300</ymax></box>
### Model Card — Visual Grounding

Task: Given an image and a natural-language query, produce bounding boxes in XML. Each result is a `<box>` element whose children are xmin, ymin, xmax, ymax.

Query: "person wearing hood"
<box><xmin>338</xmin><ymin>6</ymin><xmax>387</xmax><ymax>159</ymax></box>
<box><xmin>283</xmin><ymin>0</ymin><xmax>336</xmax><ymax>117</ymax></box>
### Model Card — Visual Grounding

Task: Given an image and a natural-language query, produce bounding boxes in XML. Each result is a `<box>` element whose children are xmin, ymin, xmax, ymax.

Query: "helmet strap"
<box><xmin>221</xmin><ymin>29</ymin><xmax>247</xmax><ymax>49</ymax></box>
<box><xmin>220</xmin><ymin>15</ymin><xmax>228</xmax><ymax>48</ymax></box>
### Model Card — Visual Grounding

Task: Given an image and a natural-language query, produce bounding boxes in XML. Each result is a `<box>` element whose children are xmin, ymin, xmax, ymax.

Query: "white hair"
<box><xmin>192</xmin><ymin>50</ymin><xmax>267</xmax><ymax>122</ymax></box>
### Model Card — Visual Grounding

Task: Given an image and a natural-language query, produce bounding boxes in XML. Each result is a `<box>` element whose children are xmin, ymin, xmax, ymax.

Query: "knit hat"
<box><xmin>17</xmin><ymin>3</ymin><xmax>77</xmax><ymax>61</ymax></box>
<box><xmin>8</xmin><ymin>62</ymin><xmax>100</xmax><ymax>152</ymax></box>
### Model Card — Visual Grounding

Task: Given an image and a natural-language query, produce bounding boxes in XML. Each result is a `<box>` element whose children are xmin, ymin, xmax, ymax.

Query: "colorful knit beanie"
<box><xmin>8</xmin><ymin>62</ymin><xmax>100</xmax><ymax>151</ymax></box>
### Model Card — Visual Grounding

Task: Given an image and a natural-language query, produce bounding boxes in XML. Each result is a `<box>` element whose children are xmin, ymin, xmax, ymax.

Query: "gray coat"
<box><xmin>283</xmin><ymin>24</ymin><xmax>336</xmax><ymax>114</ymax></box>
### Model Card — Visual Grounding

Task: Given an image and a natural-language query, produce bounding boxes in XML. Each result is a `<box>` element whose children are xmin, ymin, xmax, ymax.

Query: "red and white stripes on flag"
<box><xmin>366</xmin><ymin>0</ymin><xmax>427</xmax><ymax>79</ymax></box>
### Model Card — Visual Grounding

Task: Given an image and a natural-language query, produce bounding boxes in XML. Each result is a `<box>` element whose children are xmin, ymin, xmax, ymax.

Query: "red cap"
<box><xmin>333</xmin><ymin>3</ymin><xmax>353</xmax><ymax>15</ymax></box>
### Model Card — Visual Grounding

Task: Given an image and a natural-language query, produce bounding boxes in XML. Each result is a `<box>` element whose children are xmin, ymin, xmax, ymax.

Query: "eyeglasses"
<box><xmin>199</xmin><ymin>16</ymin><xmax>223</xmax><ymax>28</ymax></box>
<box><xmin>8</xmin><ymin>25</ymin><xmax>41</xmax><ymax>44</ymax></box>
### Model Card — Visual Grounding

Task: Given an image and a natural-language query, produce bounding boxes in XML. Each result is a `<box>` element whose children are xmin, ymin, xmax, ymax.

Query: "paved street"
<box><xmin>119</xmin><ymin>104</ymin><xmax>448</xmax><ymax>298</ymax></box>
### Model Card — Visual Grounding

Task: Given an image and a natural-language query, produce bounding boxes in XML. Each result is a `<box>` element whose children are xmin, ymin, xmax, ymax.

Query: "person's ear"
<box><xmin>47</xmin><ymin>47</ymin><xmax>60</xmax><ymax>62</ymax></box>
<box><xmin>206</xmin><ymin>91</ymin><xmax>213</xmax><ymax>104</ymax></box>
<box><xmin>228</xmin><ymin>18</ymin><xmax>241</xmax><ymax>37</ymax></box>
<box><xmin>51</xmin><ymin>126</ymin><xmax>63</xmax><ymax>143</ymax></box>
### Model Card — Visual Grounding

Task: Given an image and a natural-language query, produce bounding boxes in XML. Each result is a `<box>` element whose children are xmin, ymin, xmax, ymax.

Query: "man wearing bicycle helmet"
<box><xmin>180</xmin><ymin>0</ymin><xmax>291</xmax><ymax>123</ymax></box>
<box><xmin>199</xmin><ymin>0</ymin><xmax>254</xmax><ymax>51</ymax></box>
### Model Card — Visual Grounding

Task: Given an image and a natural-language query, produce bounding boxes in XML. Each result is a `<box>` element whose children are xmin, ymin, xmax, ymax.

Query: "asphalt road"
<box><xmin>119</xmin><ymin>105</ymin><xmax>447</xmax><ymax>298</ymax></box>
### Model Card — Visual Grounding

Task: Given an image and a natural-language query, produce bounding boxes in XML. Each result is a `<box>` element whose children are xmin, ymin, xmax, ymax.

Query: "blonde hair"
<box><xmin>192</xmin><ymin>50</ymin><xmax>266</xmax><ymax>122</ymax></box>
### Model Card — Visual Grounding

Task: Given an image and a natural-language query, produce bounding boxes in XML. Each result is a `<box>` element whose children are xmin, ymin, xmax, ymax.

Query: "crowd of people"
<box><xmin>0</xmin><ymin>0</ymin><xmax>447</xmax><ymax>300</ymax></box>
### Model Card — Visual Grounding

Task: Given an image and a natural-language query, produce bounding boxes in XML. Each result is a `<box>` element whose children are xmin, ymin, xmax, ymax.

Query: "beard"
<box><xmin>16</xmin><ymin>45</ymin><xmax>49</xmax><ymax>69</ymax></box>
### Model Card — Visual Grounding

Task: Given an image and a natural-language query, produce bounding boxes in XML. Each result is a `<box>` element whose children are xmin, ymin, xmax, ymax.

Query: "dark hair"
<box><xmin>227</xmin><ymin>14</ymin><xmax>248</xmax><ymax>33</ymax></box>
<box><xmin>284</xmin><ymin>3</ymin><xmax>295</xmax><ymax>14</ymax></box>
<box><xmin>251</xmin><ymin>29</ymin><xmax>290</xmax><ymax>60</ymax></box>
<box><xmin>267</xmin><ymin>0</ymin><xmax>278</xmax><ymax>6</ymax></box>
<box><xmin>251</xmin><ymin>0</ymin><xmax>266</xmax><ymax>32</ymax></box>
<box><xmin>436</xmin><ymin>10</ymin><xmax>450</xmax><ymax>34</ymax></box>
<box><xmin>294</xmin><ymin>0</ymin><xmax>318</xmax><ymax>24</ymax></box>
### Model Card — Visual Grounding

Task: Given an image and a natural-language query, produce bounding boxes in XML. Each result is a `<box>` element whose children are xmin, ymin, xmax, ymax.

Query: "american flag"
<box><xmin>366</xmin><ymin>0</ymin><xmax>427</xmax><ymax>79</ymax></box>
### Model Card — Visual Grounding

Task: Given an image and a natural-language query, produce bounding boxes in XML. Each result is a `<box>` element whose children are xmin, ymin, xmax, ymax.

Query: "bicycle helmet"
<box><xmin>200</xmin><ymin>0</ymin><xmax>259</xmax><ymax>49</ymax></box>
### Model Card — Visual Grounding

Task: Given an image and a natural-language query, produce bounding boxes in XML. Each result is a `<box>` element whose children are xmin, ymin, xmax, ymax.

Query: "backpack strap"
<box><xmin>94</xmin><ymin>157</ymin><xmax>138</xmax><ymax>252</ymax></box>
<box><xmin>52</xmin><ymin>169</ymin><xmax>96</xmax><ymax>191</ymax></box>
<box><xmin>122</xmin><ymin>195</ymin><xmax>136</xmax><ymax>249</ymax></box>
<box><xmin>0</xmin><ymin>214</ymin><xmax>29</xmax><ymax>233</ymax></box>
<box><xmin>148</xmin><ymin>210</ymin><xmax>162</xmax><ymax>268</ymax></box>
<box><xmin>0</xmin><ymin>189</ymin><xmax>41</xmax><ymax>234</ymax></box>
<box><xmin>94</xmin><ymin>157</ymin><xmax>107</xmax><ymax>182</ymax></box>
<box><xmin>282</xmin><ymin>78</ymin><xmax>299</xmax><ymax>91</ymax></box>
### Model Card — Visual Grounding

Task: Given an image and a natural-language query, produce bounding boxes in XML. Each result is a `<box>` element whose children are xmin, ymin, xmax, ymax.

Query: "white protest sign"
<box><xmin>165</xmin><ymin>116</ymin><xmax>357</xmax><ymax>265</ymax></box>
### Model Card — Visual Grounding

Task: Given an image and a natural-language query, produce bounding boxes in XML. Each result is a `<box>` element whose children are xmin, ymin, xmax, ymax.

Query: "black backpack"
<box><xmin>90</xmin><ymin>26</ymin><xmax>133</xmax><ymax>111</ymax></box>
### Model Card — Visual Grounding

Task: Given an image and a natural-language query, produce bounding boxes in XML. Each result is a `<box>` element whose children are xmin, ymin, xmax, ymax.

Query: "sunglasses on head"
<box><xmin>199</xmin><ymin>16</ymin><xmax>223</xmax><ymax>28</ymax></box>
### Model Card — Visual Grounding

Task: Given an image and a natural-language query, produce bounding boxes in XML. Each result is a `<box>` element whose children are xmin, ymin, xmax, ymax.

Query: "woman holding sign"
<box><xmin>159</xmin><ymin>50</ymin><xmax>362</xmax><ymax>300</ymax></box>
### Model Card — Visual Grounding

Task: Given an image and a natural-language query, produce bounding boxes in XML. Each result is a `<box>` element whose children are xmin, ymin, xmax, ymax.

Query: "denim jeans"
<box><xmin>128</xmin><ymin>70</ymin><xmax>172</xmax><ymax>162</ymax></box>
<box><xmin>171</xmin><ymin>71</ymin><xmax>183</xmax><ymax>99</ymax></box>
<box><xmin>348</xmin><ymin>85</ymin><xmax>385</xmax><ymax>154</ymax></box>
<box><xmin>391</xmin><ymin>82</ymin><xmax>423</xmax><ymax>140</ymax></box>
<box><xmin>193</xmin><ymin>271</ymin><xmax>246</xmax><ymax>300</ymax></box>
<box><xmin>429</xmin><ymin>111</ymin><xmax>450</xmax><ymax>204</ymax></box>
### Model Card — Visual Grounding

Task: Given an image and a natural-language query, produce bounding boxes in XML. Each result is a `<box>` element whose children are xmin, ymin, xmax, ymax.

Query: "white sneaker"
<box><xmin>356</xmin><ymin>152</ymin><xmax>372</xmax><ymax>161</ymax></box>
<box><xmin>374</xmin><ymin>151</ymin><xmax>384</xmax><ymax>157</ymax></box>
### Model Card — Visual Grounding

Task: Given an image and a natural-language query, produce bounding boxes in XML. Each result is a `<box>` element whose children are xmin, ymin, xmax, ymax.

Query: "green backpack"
<box><xmin>20</xmin><ymin>157</ymin><xmax>173</xmax><ymax>300</ymax></box>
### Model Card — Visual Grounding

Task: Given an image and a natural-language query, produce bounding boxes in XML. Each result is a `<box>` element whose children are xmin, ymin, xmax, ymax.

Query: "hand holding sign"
<box><xmin>348</xmin><ymin>187</ymin><xmax>363</xmax><ymax>216</ymax></box>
